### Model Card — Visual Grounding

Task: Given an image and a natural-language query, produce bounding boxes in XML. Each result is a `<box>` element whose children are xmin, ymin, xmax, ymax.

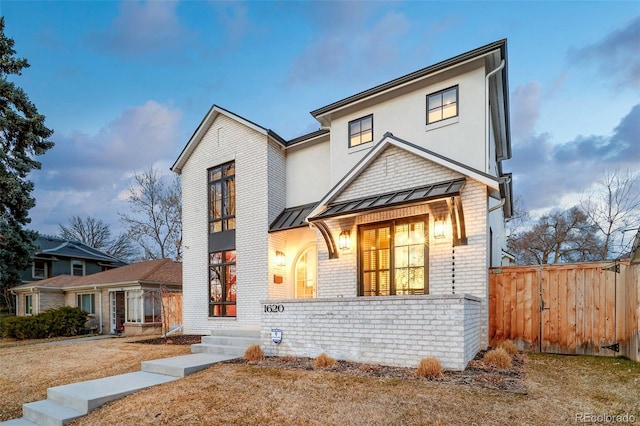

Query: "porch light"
<box><xmin>275</xmin><ymin>251</ymin><xmax>286</xmax><ymax>267</ymax></box>
<box><xmin>434</xmin><ymin>218</ymin><xmax>446</xmax><ymax>239</ymax></box>
<box><xmin>339</xmin><ymin>230</ymin><xmax>351</xmax><ymax>250</ymax></box>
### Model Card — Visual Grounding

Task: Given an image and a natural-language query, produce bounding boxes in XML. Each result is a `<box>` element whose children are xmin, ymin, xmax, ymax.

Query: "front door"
<box><xmin>110</xmin><ymin>291</ymin><xmax>125</xmax><ymax>334</ymax></box>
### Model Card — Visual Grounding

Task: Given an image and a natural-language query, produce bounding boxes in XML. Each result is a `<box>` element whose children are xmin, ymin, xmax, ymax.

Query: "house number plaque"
<box><xmin>264</xmin><ymin>304</ymin><xmax>284</xmax><ymax>313</ymax></box>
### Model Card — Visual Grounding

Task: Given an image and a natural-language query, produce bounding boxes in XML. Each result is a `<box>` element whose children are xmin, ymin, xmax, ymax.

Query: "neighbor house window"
<box><xmin>427</xmin><ymin>86</ymin><xmax>458</xmax><ymax>124</ymax></box>
<box><xmin>209</xmin><ymin>162</ymin><xmax>236</xmax><ymax>234</ymax></box>
<box><xmin>349</xmin><ymin>114</ymin><xmax>373</xmax><ymax>147</ymax></box>
<box><xmin>25</xmin><ymin>294</ymin><xmax>33</xmax><ymax>315</ymax></box>
<box><xmin>359</xmin><ymin>216</ymin><xmax>428</xmax><ymax>296</ymax></box>
<box><xmin>71</xmin><ymin>259</ymin><xmax>85</xmax><ymax>276</ymax></box>
<box><xmin>77</xmin><ymin>293</ymin><xmax>95</xmax><ymax>314</ymax></box>
<box><xmin>33</xmin><ymin>260</ymin><xmax>47</xmax><ymax>279</ymax></box>
<box><xmin>209</xmin><ymin>250</ymin><xmax>236</xmax><ymax>317</ymax></box>
<box><xmin>126</xmin><ymin>290</ymin><xmax>142</xmax><ymax>323</ymax></box>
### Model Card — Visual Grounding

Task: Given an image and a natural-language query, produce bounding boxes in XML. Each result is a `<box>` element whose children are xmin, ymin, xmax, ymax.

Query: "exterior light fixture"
<box><xmin>275</xmin><ymin>251</ymin><xmax>286</xmax><ymax>267</ymax></box>
<box><xmin>339</xmin><ymin>230</ymin><xmax>351</xmax><ymax>250</ymax></box>
<box><xmin>434</xmin><ymin>218</ymin><xmax>446</xmax><ymax>239</ymax></box>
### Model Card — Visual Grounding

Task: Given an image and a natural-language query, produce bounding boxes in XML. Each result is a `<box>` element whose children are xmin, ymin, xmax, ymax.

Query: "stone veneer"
<box><xmin>261</xmin><ymin>294</ymin><xmax>481</xmax><ymax>370</ymax></box>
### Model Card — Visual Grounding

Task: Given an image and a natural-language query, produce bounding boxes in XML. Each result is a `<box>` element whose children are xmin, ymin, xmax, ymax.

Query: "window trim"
<box><xmin>25</xmin><ymin>294</ymin><xmax>33</xmax><ymax>315</ymax></box>
<box><xmin>77</xmin><ymin>293</ymin><xmax>95</xmax><ymax>315</ymax></box>
<box><xmin>71</xmin><ymin>259</ymin><xmax>85</xmax><ymax>276</ymax></box>
<box><xmin>426</xmin><ymin>86</ymin><xmax>458</xmax><ymax>125</ymax></box>
<box><xmin>348</xmin><ymin>114</ymin><xmax>374</xmax><ymax>148</ymax></box>
<box><xmin>358</xmin><ymin>215</ymin><xmax>429</xmax><ymax>297</ymax></box>
<box><xmin>208</xmin><ymin>161</ymin><xmax>236</xmax><ymax>234</ymax></box>
<box><xmin>32</xmin><ymin>260</ymin><xmax>47</xmax><ymax>279</ymax></box>
<box><xmin>209</xmin><ymin>249</ymin><xmax>237</xmax><ymax>317</ymax></box>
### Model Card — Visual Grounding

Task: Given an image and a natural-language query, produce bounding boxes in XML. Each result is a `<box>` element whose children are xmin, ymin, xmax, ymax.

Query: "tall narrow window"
<box><xmin>359</xmin><ymin>216</ymin><xmax>428</xmax><ymax>296</ymax></box>
<box><xmin>427</xmin><ymin>86</ymin><xmax>458</xmax><ymax>124</ymax></box>
<box><xmin>295</xmin><ymin>247</ymin><xmax>317</xmax><ymax>299</ymax></box>
<box><xmin>349</xmin><ymin>114</ymin><xmax>373</xmax><ymax>147</ymax></box>
<box><xmin>209</xmin><ymin>250</ymin><xmax>237</xmax><ymax>317</ymax></box>
<box><xmin>25</xmin><ymin>294</ymin><xmax>33</xmax><ymax>315</ymax></box>
<box><xmin>209</xmin><ymin>162</ymin><xmax>236</xmax><ymax>234</ymax></box>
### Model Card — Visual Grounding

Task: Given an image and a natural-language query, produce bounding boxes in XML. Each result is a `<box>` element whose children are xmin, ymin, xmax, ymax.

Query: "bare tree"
<box><xmin>508</xmin><ymin>206</ymin><xmax>603</xmax><ymax>265</ymax></box>
<box><xmin>58</xmin><ymin>215</ymin><xmax>136</xmax><ymax>261</ymax></box>
<box><xmin>119</xmin><ymin>168</ymin><xmax>182</xmax><ymax>261</ymax></box>
<box><xmin>581</xmin><ymin>169</ymin><xmax>640</xmax><ymax>259</ymax></box>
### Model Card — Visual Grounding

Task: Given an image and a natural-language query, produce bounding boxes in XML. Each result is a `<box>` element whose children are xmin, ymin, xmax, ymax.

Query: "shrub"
<box><xmin>244</xmin><ymin>344</ymin><xmax>264</xmax><ymax>361</ymax></box>
<box><xmin>483</xmin><ymin>348</ymin><xmax>512</xmax><ymax>368</ymax></box>
<box><xmin>497</xmin><ymin>340</ymin><xmax>518</xmax><ymax>356</ymax></box>
<box><xmin>314</xmin><ymin>353</ymin><xmax>336</xmax><ymax>368</ymax></box>
<box><xmin>416</xmin><ymin>357</ymin><xmax>443</xmax><ymax>378</ymax></box>
<box><xmin>0</xmin><ymin>307</ymin><xmax>88</xmax><ymax>340</ymax></box>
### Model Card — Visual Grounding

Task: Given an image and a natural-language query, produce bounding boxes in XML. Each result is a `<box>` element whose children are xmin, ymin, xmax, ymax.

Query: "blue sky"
<box><xmin>2</xmin><ymin>1</ymin><xmax>639</xmax><ymax>237</ymax></box>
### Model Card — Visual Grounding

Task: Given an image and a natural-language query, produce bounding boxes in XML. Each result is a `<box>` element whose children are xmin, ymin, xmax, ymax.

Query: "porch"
<box><xmin>260</xmin><ymin>294</ymin><xmax>481</xmax><ymax>370</ymax></box>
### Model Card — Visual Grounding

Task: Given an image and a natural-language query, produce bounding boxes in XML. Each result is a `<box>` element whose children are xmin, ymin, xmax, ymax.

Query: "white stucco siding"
<box><xmin>285</xmin><ymin>139</ymin><xmax>331</xmax><ymax>206</ymax></box>
<box><xmin>328</xmin><ymin>64</ymin><xmax>487</xmax><ymax>185</ymax></box>
<box><xmin>180</xmin><ymin>113</ymin><xmax>272</xmax><ymax>333</ymax></box>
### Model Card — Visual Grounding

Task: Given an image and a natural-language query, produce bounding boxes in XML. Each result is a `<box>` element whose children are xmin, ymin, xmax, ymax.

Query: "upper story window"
<box><xmin>33</xmin><ymin>260</ymin><xmax>47</xmax><ymax>279</ymax></box>
<box><xmin>427</xmin><ymin>86</ymin><xmax>458</xmax><ymax>124</ymax></box>
<box><xmin>71</xmin><ymin>259</ymin><xmax>85</xmax><ymax>276</ymax></box>
<box><xmin>349</xmin><ymin>114</ymin><xmax>373</xmax><ymax>148</ymax></box>
<box><xmin>209</xmin><ymin>162</ymin><xmax>236</xmax><ymax>234</ymax></box>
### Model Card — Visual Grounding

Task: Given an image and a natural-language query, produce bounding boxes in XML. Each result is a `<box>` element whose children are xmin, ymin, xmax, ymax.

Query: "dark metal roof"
<box><xmin>286</xmin><ymin>128</ymin><xmax>330</xmax><ymax>147</ymax></box>
<box><xmin>35</xmin><ymin>235</ymin><xmax>127</xmax><ymax>265</ymax></box>
<box><xmin>311</xmin><ymin>40</ymin><xmax>507</xmax><ymax>118</ymax></box>
<box><xmin>269</xmin><ymin>203</ymin><xmax>317</xmax><ymax>232</ymax></box>
<box><xmin>310</xmin><ymin>178</ymin><xmax>466</xmax><ymax>221</ymax></box>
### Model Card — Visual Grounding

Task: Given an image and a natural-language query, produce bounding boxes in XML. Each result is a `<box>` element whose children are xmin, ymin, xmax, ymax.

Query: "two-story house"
<box><xmin>172</xmin><ymin>40</ymin><xmax>512</xmax><ymax>370</ymax></box>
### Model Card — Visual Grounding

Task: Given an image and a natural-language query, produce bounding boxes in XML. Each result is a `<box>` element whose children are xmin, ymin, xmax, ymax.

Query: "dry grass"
<box><xmin>314</xmin><ymin>353</ymin><xmax>336</xmax><ymax>368</ymax></box>
<box><xmin>244</xmin><ymin>344</ymin><xmax>264</xmax><ymax>361</ymax></box>
<box><xmin>483</xmin><ymin>348</ymin><xmax>513</xmax><ymax>369</ymax></box>
<box><xmin>2</xmin><ymin>337</ymin><xmax>639</xmax><ymax>425</ymax></box>
<box><xmin>416</xmin><ymin>357</ymin><xmax>442</xmax><ymax>378</ymax></box>
<box><xmin>497</xmin><ymin>340</ymin><xmax>519</xmax><ymax>356</ymax></box>
<box><xmin>0</xmin><ymin>335</ymin><xmax>190</xmax><ymax>421</ymax></box>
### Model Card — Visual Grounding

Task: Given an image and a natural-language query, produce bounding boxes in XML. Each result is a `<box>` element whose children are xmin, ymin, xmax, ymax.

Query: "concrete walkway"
<box><xmin>1</xmin><ymin>352</ymin><xmax>236</xmax><ymax>426</ymax></box>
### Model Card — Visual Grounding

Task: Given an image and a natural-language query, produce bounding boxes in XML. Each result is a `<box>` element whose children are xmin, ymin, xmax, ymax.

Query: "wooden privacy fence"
<box><xmin>489</xmin><ymin>260</ymin><xmax>638</xmax><ymax>361</ymax></box>
<box><xmin>161</xmin><ymin>291</ymin><xmax>183</xmax><ymax>335</ymax></box>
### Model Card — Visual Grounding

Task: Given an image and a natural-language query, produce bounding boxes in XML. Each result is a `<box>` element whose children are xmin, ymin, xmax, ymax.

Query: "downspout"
<box><xmin>488</xmin><ymin>198</ymin><xmax>505</xmax><ymax>213</ymax></box>
<box><xmin>98</xmin><ymin>290</ymin><xmax>103</xmax><ymax>334</ymax></box>
<box><xmin>485</xmin><ymin>59</ymin><xmax>505</xmax><ymax>172</ymax></box>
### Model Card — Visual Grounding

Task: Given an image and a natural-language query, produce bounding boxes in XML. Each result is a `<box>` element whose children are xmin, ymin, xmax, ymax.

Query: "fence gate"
<box><xmin>489</xmin><ymin>260</ymin><xmax>638</xmax><ymax>361</ymax></box>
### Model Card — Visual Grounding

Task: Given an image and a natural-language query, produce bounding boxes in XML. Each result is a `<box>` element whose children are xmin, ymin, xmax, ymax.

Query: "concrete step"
<box><xmin>201</xmin><ymin>335</ymin><xmax>260</xmax><ymax>348</ymax></box>
<box><xmin>22</xmin><ymin>400</ymin><xmax>83</xmax><ymax>426</ymax></box>
<box><xmin>141</xmin><ymin>353</ymin><xmax>235</xmax><ymax>377</ymax></box>
<box><xmin>191</xmin><ymin>343</ymin><xmax>248</xmax><ymax>357</ymax></box>
<box><xmin>210</xmin><ymin>328</ymin><xmax>260</xmax><ymax>338</ymax></box>
<box><xmin>0</xmin><ymin>418</ymin><xmax>39</xmax><ymax>425</ymax></box>
<box><xmin>47</xmin><ymin>371</ymin><xmax>178</xmax><ymax>414</ymax></box>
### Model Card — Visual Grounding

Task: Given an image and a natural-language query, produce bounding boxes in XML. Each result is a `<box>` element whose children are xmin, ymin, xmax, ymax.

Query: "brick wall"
<box><xmin>260</xmin><ymin>294</ymin><xmax>481</xmax><ymax>370</ymax></box>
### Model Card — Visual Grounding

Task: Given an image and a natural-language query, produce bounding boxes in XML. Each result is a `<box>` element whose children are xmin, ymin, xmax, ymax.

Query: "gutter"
<box><xmin>485</xmin><ymin>59</ymin><xmax>505</xmax><ymax>173</ymax></box>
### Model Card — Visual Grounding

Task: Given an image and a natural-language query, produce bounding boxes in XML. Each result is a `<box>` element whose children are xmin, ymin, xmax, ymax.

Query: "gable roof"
<box><xmin>34</xmin><ymin>235</ymin><xmax>126</xmax><ymax>265</ymax></box>
<box><xmin>172</xmin><ymin>104</ymin><xmax>287</xmax><ymax>174</ymax></box>
<box><xmin>306</xmin><ymin>132</ymin><xmax>500</xmax><ymax>221</ymax></box>
<box><xmin>13</xmin><ymin>259</ymin><xmax>181</xmax><ymax>291</ymax></box>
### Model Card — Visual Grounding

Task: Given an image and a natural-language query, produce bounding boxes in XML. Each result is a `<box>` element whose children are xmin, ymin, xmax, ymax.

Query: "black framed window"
<box><xmin>359</xmin><ymin>216</ymin><xmax>428</xmax><ymax>296</ymax></box>
<box><xmin>209</xmin><ymin>162</ymin><xmax>236</xmax><ymax>234</ymax></box>
<box><xmin>427</xmin><ymin>86</ymin><xmax>458</xmax><ymax>124</ymax></box>
<box><xmin>209</xmin><ymin>250</ymin><xmax>237</xmax><ymax>317</ymax></box>
<box><xmin>71</xmin><ymin>259</ymin><xmax>84</xmax><ymax>276</ymax></box>
<box><xmin>33</xmin><ymin>260</ymin><xmax>47</xmax><ymax>279</ymax></box>
<box><xmin>349</xmin><ymin>114</ymin><xmax>373</xmax><ymax>147</ymax></box>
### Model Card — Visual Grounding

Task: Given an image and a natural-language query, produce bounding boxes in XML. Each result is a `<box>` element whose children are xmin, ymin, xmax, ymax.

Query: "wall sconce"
<box><xmin>434</xmin><ymin>218</ymin><xmax>446</xmax><ymax>239</ymax></box>
<box><xmin>275</xmin><ymin>250</ymin><xmax>286</xmax><ymax>267</ymax></box>
<box><xmin>339</xmin><ymin>230</ymin><xmax>351</xmax><ymax>250</ymax></box>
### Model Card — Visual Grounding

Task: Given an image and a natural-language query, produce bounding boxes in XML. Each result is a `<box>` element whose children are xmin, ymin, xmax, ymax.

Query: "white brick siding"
<box><xmin>260</xmin><ymin>294</ymin><xmax>481</xmax><ymax>370</ymax></box>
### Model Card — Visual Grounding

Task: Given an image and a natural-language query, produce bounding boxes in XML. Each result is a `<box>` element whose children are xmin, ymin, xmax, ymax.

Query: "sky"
<box><xmin>1</xmin><ymin>1</ymin><xmax>639</xmax><ymax>240</ymax></box>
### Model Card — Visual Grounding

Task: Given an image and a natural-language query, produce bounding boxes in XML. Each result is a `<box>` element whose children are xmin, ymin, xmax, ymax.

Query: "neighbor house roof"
<box><xmin>12</xmin><ymin>259</ymin><xmax>181</xmax><ymax>292</ymax></box>
<box><xmin>34</xmin><ymin>235</ymin><xmax>127</xmax><ymax>265</ymax></box>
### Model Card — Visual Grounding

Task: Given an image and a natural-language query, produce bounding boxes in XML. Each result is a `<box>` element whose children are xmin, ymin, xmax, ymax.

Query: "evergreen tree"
<box><xmin>0</xmin><ymin>18</ymin><xmax>54</xmax><ymax>311</ymax></box>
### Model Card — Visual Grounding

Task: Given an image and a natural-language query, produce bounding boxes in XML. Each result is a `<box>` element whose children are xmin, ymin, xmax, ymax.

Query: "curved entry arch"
<box><xmin>293</xmin><ymin>245</ymin><xmax>317</xmax><ymax>299</ymax></box>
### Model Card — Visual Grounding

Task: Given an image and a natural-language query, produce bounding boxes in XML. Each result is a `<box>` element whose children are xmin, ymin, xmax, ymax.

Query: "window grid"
<box><xmin>208</xmin><ymin>162</ymin><xmax>236</xmax><ymax>234</ymax></box>
<box><xmin>209</xmin><ymin>250</ymin><xmax>237</xmax><ymax>317</ymax></box>
<box><xmin>427</xmin><ymin>86</ymin><xmax>458</xmax><ymax>124</ymax></box>
<box><xmin>348</xmin><ymin>114</ymin><xmax>373</xmax><ymax>148</ymax></box>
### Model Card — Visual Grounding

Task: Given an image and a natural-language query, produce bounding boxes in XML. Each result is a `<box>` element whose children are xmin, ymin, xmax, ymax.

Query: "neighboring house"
<box><xmin>172</xmin><ymin>40</ymin><xmax>513</xmax><ymax>370</ymax></box>
<box><xmin>12</xmin><ymin>259</ymin><xmax>182</xmax><ymax>336</ymax></box>
<box><xmin>19</xmin><ymin>235</ymin><xmax>127</xmax><ymax>285</ymax></box>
